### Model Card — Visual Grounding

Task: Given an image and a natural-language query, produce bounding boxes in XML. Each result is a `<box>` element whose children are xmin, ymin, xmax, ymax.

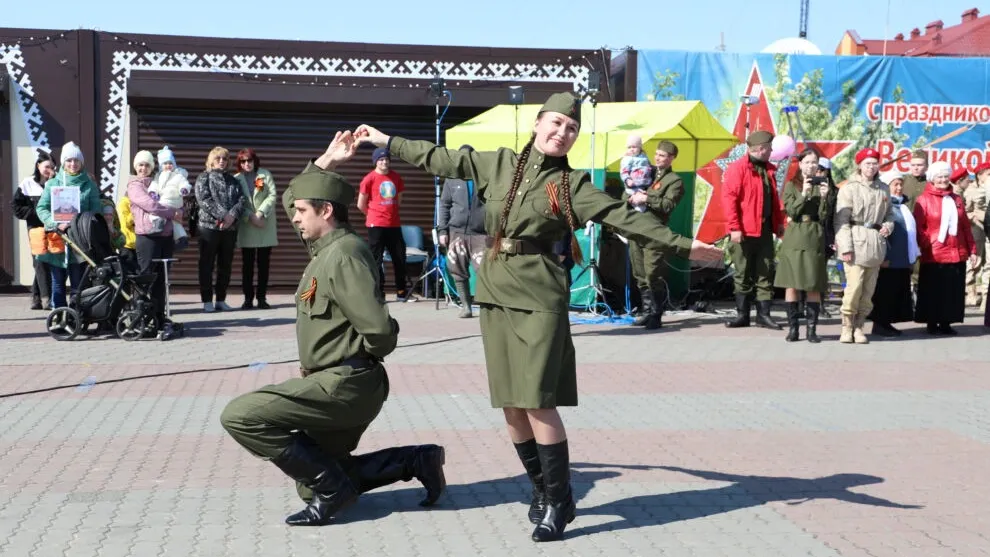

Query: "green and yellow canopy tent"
<box><xmin>441</xmin><ymin>100</ymin><xmax>737</xmax><ymax>310</ymax></box>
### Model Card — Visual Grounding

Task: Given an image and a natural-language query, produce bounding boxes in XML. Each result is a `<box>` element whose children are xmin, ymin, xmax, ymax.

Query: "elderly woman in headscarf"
<box><xmin>868</xmin><ymin>171</ymin><xmax>919</xmax><ymax>336</ymax></box>
<box><xmin>913</xmin><ymin>161</ymin><xmax>977</xmax><ymax>335</ymax></box>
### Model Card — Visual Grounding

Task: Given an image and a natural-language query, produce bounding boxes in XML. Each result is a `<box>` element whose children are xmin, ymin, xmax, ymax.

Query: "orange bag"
<box><xmin>29</xmin><ymin>228</ymin><xmax>48</xmax><ymax>255</ymax></box>
<box><xmin>46</xmin><ymin>231</ymin><xmax>65</xmax><ymax>254</ymax></box>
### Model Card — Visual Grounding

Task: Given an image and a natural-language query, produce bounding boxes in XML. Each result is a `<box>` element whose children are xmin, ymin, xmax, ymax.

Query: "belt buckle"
<box><xmin>864</xmin><ymin>221</ymin><xmax>876</xmax><ymax>229</ymax></box>
<box><xmin>801</xmin><ymin>215</ymin><xmax>811</xmax><ymax>223</ymax></box>
<box><xmin>499</xmin><ymin>238</ymin><xmax>515</xmax><ymax>254</ymax></box>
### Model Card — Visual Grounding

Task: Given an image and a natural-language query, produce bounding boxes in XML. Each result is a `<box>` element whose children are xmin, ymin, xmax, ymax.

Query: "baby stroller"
<box><xmin>45</xmin><ymin>212</ymin><xmax>179</xmax><ymax>341</ymax></box>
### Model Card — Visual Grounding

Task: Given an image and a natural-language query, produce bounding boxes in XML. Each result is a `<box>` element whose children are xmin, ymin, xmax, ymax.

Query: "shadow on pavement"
<box><xmin>330</xmin><ymin>463</ymin><xmax>922</xmax><ymax>539</ymax></box>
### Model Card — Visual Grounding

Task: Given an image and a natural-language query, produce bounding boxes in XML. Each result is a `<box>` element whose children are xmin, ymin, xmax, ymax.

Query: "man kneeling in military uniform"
<box><xmin>221</xmin><ymin>132</ymin><xmax>445</xmax><ymax>526</ymax></box>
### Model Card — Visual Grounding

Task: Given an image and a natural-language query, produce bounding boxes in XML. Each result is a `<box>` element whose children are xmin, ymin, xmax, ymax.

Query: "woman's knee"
<box><xmin>502</xmin><ymin>407</ymin><xmax>528</xmax><ymax>424</ymax></box>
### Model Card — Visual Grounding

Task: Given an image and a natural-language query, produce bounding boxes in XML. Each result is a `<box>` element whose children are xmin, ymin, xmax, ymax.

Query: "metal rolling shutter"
<box><xmin>134</xmin><ymin>105</ymin><xmax>481</xmax><ymax>292</ymax></box>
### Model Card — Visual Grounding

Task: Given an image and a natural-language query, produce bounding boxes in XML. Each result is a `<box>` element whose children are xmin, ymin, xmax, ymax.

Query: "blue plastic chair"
<box><xmin>382</xmin><ymin>225</ymin><xmax>428</xmax><ymax>264</ymax></box>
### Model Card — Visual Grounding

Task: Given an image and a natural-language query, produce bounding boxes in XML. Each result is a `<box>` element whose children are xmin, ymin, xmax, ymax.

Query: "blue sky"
<box><xmin>3</xmin><ymin>0</ymin><xmax>982</xmax><ymax>54</ymax></box>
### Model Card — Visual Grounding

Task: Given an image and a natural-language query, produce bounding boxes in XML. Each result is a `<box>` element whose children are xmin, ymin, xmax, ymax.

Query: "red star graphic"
<box><xmin>694</xmin><ymin>63</ymin><xmax>856</xmax><ymax>244</ymax></box>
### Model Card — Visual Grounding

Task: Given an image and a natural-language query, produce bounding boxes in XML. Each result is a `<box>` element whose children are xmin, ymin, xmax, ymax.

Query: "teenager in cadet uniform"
<box><xmin>834</xmin><ymin>147</ymin><xmax>895</xmax><ymax>344</ymax></box>
<box><xmin>221</xmin><ymin>132</ymin><xmax>446</xmax><ymax>527</ymax></box>
<box><xmin>722</xmin><ymin>130</ymin><xmax>785</xmax><ymax>330</ymax></box>
<box><xmin>352</xmin><ymin>92</ymin><xmax>724</xmax><ymax>542</ymax></box>
<box><xmin>625</xmin><ymin>140</ymin><xmax>685</xmax><ymax>329</ymax></box>
<box><xmin>901</xmin><ymin>149</ymin><xmax>928</xmax><ymax>211</ymax></box>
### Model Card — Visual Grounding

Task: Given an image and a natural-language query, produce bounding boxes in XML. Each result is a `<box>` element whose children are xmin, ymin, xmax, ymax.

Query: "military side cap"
<box><xmin>657</xmin><ymin>140</ymin><xmax>679</xmax><ymax>156</ymax></box>
<box><xmin>746</xmin><ymin>130</ymin><xmax>773</xmax><ymax>146</ymax></box>
<box><xmin>289</xmin><ymin>168</ymin><xmax>355</xmax><ymax>206</ymax></box>
<box><xmin>540</xmin><ymin>92</ymin><xmax>582</xmax><ymax>126</ymax></box>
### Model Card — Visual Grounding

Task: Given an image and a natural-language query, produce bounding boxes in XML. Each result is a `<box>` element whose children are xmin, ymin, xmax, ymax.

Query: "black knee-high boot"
<box><xmin>531</xmin><ymin>440</ymin><xmax>575</xmax><ymax>542</ymax></box>
<box><xmin>514</xmin><ymin>439</ymin><xmax>546</xmax><ymax>524</ymax></box>
<box><xmin>785</xmin><ymin>301</ymin><xmax>800</xmax><ymax>342</ymax></box>
<box><xmin>806</xmin><ymin>302</ymin><xmax>822</xmax><ymax>343</ymax></box>
<box><xmin>271</xmin><ymin>438</ymin><xmax>359</xmax><ymax>526</ymax></box>
<box><xmin>353</xmin><ymin>444</ymin><xmax>446</xmax><ymax>506</ymax></box>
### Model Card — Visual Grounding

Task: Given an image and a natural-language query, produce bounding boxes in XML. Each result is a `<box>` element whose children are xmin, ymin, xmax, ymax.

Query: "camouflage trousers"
<box><xmin>446</xmin><ymin>232</ymin><xmax>486</xmax><ymax>281</ymax></box>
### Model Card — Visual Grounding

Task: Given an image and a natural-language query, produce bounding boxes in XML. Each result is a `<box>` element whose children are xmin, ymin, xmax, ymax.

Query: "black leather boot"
<box><xmin>353</xmin><ymin>444</ymin><xmax>446</xmax><ymax>507</ymax></box>
<box><xmin>725</xmin><ymin>294</ymin><xmax>751</xmax><ymax>328</ymax></box>
<box><xmin>271</xmin><ymin>438</ymin><xmax>359</xmax><ymax>526</ymax></box>
<box><xmin>785</xmin><ymin>302</ymin><xmax>800</xmax><ymax>342</ymax></box>
<box><xmin>514</xmin><ymin>439</ymin><xmax>546</xmax><ymax>525</ymax></box>
<box><xmin>755</xmin><ymin>300</ymin><xmax>783</xmax><ymax>330</ymax></box>
<box><xmin>806</xmin><ymin>302</ymin><xmax>821</xmax><ymax>343</ymax></box>
<box><xmin>642</xmin><ymin>285</ymin><xmax>665</xmax><ymax>330</ymax></box>
<box><xmin>632</xmin><ymin>289</ymin><xmax>653</xmax><ymax>326</ymax></box>
<box><xmin>531</xmin><ymin>440</ymin><xmax>575</xmax><ymax>542</ymax></box>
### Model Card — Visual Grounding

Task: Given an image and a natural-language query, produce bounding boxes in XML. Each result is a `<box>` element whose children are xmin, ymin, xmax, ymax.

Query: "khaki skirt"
<box><xmin>479</xmin><ymin>303</ymin><xmax>577</xmax><ymax>409</ymax></box>
<box><xmin>774</xmin><ymin>248</ymin><xmax>828</xmax><ymax>292</ymax></box>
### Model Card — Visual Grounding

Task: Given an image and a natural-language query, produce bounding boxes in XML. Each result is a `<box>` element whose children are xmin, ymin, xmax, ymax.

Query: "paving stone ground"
<box><xmin>1</xmin><ymin>292</ymin><xmax>989</xmax><ymax>557</ymax></box>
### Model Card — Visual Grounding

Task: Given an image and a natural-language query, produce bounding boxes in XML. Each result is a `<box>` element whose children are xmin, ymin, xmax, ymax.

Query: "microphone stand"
<box><xmin>427</xmin><ymin>79</ymin><xmax>452</xmax><ymax>310</ymax></box>
<box><xmin>568</xmin><ymin>89</ymin><xmax>606</xmax><ymax>314</ymax></box>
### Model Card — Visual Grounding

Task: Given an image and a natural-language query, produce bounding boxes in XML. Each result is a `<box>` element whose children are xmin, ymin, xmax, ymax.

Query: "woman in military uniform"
<box><xmin>353</xmin><ymin>92</ymin><xmax>723</xmax><ymax>542</ymax></box>
<box><xmin>774</xmin><ymin>148</ymin><xmax>833</xmax><ymax>343</ymax></box>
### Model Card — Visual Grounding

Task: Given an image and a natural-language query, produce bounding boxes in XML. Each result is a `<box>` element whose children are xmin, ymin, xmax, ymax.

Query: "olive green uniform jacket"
<box><xmin>774</xmin><ymin>180</ymin><xmax>832</xmax><ymax>292</ymax></box>
<box><xmin>624</xmin><ymin>167</ymin><xmax>684</xmax><ymax>292</ymax></box>
<box><xmin>221</xmin><ymin>164</ymin><xmax>398</xmax><ymax>467</ymax></box>
<box><xmin>389</xmin><ymin>137</ymin><xmax>693</xmax><ymax>408</ymax></box>
<box><xmin>901</xmin><ymin>174</ymin><xmax>927</xmax><ymax>211</ymax></box>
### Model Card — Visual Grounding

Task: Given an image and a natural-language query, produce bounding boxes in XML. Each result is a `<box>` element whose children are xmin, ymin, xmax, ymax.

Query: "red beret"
<box><xmin>854</xmin><ymin>148</ymin><xmax>880</xmax><ymax>164</ymax></box>
<box><xmin>974</xmin><ymin>162</ymin><xmax>990</xmax><ymax>175</ymax></box>
<box><xmin>950</xmin><ymin>166</ymin><xmax>971</xmax><ymax>183</ymax></box>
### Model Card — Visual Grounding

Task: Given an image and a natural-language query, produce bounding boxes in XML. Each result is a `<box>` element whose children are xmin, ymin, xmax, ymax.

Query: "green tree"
<box><xmin>648</xmin><ymin>70</ymin><xmax>686</xmax><ymax>101</ymax></box>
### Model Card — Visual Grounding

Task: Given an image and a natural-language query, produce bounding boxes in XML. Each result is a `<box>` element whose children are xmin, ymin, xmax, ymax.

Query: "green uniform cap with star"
<box><xmin>746</xmin><ymin>130</ymin><xmax>774</xmax><ymax>146</ymax></box>
<box><xmin>289</xmin><ymin>167</ymin><xmax>355</xmax><ymax>206</ymax></box>
<box><xmin>539</xmin><ymin>92</ymin><xmax>582</xmax><ymax>127</ymax></box>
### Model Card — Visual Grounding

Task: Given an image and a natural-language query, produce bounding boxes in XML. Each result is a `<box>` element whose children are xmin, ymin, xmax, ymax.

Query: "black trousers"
<box><xmin>32</xmin><ymin>257</ymin><xmax>51</xmax><ymax>302</ymax></box>
<box><xmin>368</xmin><ymin>227</ymin><xmax>407</xmax><ymax>295</ymax></box>
<box><xmin>119</xmin><ymin>247</ymin><xmax>139</xmax><ymax>275</ymax></box>
<box><xmin>136</xmin><ymin>234</ymin><xmax>175</xmax><ymax>323</ymax></box>
<box><xmin>197</xmin><ymin>227</ymin><xmax>237</xmax><ymax>303</ymax></box>
<box><xmin>242</xmin><ymin>247</ymin><xmax>272</xmax><ymax>302</ymax></box>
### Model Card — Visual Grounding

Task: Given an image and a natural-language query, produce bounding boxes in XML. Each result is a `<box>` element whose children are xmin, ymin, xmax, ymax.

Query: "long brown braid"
<box><xmin>559</xmin><ymin>169</ymin><xmax>584</xmax><ymax>265</ymax></box>
<box><xmin>489</xmin><ymin>134</ymin><xmax>536</xmax><ymax>260</ymax></box>
<box><xmin>489</xmin><ymin>133</ymin><xmax>584</xmax><ymax>266</ymax></box>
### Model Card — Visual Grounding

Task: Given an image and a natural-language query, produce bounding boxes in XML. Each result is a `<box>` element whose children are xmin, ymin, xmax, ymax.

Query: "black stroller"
<box><xmin>45</xmin><ymin>212</ymin><xmax>181</xmax><ymax>341</ymax></box>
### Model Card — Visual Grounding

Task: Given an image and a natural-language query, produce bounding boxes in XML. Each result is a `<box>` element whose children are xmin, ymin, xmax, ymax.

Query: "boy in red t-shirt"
<box><xmin>359</xmin><ymin>147</ymin><xmax>410</xmax><ymax>300</ymax></box>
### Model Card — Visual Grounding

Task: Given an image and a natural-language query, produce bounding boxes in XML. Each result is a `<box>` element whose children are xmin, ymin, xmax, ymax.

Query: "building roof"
<box><xmin>839</xmin><ymin>8</ymin><xmax>990</xmax><ymax>56</ymax></box>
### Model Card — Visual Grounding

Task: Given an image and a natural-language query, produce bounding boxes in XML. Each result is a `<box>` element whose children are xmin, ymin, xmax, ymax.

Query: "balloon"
<box><xmin>770</xmin><ymin>135</ymin><xmax>796</xmax><ymax>161</ymax></box>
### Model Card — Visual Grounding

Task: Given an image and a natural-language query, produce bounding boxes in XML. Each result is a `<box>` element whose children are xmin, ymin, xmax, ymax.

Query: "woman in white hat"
<box><xmin>912</xmin><ymin>161</ymin><xmax>977</xmax><ymax>335</ymax></box>
<box><xmin>34</xmin><ymin>141</ymin><xmax>103</xmax><ymax>308</ymax></box>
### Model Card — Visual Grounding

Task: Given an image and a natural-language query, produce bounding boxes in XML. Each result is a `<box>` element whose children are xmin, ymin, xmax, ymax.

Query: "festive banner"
<box><xmin>638</xmin><ymin>51</ymin><xmax>990</xmax><ymax>243</ymax></box>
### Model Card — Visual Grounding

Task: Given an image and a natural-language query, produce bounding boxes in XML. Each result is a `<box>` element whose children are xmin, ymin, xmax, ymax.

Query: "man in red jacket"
<box><xmin>722</xmin><ymin>130</ymin><xmax>785</xmax><ymax>329</ymax></box>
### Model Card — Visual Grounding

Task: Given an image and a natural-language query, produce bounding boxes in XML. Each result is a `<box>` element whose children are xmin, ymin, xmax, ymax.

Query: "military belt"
<box><xmin>300</xmin><ymin>356</ymin><xmax>380</xmax><ymax>377</ymax></box>
<box><xmin>849</xmin><ymin>220</ymin><xmax>882</xmax><ymax>231</ymax></box>
<box><xmin>486</xmin><ymin>236</ymin><xmax>551</xmax><ymax>255</ymax></box>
